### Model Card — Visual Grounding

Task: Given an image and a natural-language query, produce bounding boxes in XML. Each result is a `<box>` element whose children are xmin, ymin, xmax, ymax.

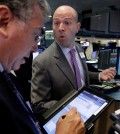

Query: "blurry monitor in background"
<box><xmin>33</xmin><ymin>48</ymin><xmax>45</xmax><ymax>60</ymax></box>
<box><xmin>92</xmin><ymin>42</ymin><xmax>100</xmax><ymax>52</ymax></box>
<box><xmin>99</xmin><ymin>44</ymin><xmax>109</xmax><ymax>50</ymax></box>
<box><xmin>108</xmin><ymin>42</ymin><xmax>117</xmax><ymax>49</ymax></box>
<box><xmin>98</xmin><ymin>49</ymin><xmax>111</xmax><ymax>70</ymax></box>
<box><xmin>116</xmin><ymin>47</ymin><xmax>120</xmax><ymax>78</ymax></box>
<box><xmin>108</xmin><ymin>42</ymin><xmax>117</xmax><ymax>53</ymax></box>
<box><xmin>91</xmin><ymin>51</ymin><xmax>98</xmax><ymax>60</ymax></box>
<box><xmin>109</xmin><ymin>50</ymin><xmax>117</xmax><ymax>67</ymax></box>
<box><xmin>109</xmin><ymin>54</ymin><xmax>117</xmax><ymax>67</ymax></box>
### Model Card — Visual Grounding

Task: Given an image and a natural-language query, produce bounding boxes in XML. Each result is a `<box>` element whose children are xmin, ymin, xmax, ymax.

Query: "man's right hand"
<box><xmin>56</xmin><ymin>107</ymin><xmax>86</xmax><ymax>134</ymax></box>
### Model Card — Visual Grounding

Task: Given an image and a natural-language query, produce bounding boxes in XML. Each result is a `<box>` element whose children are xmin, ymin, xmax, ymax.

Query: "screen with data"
<box><xmin>43</xmin><ymin>90</ymin><xmax>109</xmax><ymax>134</ymax></box>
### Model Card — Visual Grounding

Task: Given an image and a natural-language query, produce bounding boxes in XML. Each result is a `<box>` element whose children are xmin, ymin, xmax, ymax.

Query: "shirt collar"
<box><xmin>0</xmin><ymin>63</ymin><xmax>4</xmax><ymax>72</ymax></box>
<box><xmin>58</xmin><ymin>43</ymin><xmax>77</xmax><ymax>55</ymax></box>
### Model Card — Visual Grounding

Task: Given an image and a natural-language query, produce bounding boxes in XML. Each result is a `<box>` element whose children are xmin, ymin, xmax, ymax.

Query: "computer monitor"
<box><xmin>108</xmin><ymin>42</ymin><xmax>117</xmax><ymax>49</ymax></box>
<box><xmin>92</xmin><ymin>42</ymin><xmax>100</xmax><ymax>52</ymax></box>
<box><xmin>98</xmin><ymin>49</ymin><xmax>111</xmax><ymax>70</ymax></box>
<box><xmin>109</xmin><ymin>51</ymin><xmax>117</xmax><ymax>67</ymax></box>
<box><xmin>116</xmin><ymin>47</ymin><xmax>120</xmax><ymax>77</ymax></box>
<box><xmin>108</xmin><ymin>42</ymin><xmax>117</xmax><ymax>53</ymax></box>
<box><xmin>91</xmin><ymin>51</ymin><xmax>98</xmax><ymax>59</ymax></box>
<box><xmin>99</xmin><ymin>45</ymin><xmax>109</xmax><ymax>50</ymax></box>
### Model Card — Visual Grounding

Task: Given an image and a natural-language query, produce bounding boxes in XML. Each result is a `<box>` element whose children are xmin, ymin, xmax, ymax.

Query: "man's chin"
<box><xmin>12</xmin><ymin>61</ymin><xmax>26</xmax><ymax>71</ymax></box>
<box><xmin>12</xmin><ymin>65</ymin><xmax>21</xmax><ymax>71</ymax></box>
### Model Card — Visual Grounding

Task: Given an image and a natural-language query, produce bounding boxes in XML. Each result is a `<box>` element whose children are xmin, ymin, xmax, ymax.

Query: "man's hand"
<box><xmin>100</xmin><ymin>67</ymin><xmax>116</xmax><ymax>81</ymax></box>
<box><xmin>56</xmin><ymin>107</ymin><xmax>86</xmax><ymax>134</ymax></box>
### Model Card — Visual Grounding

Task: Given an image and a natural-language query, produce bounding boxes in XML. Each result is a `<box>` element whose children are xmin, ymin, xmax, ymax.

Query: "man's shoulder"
<box><xmin>33</xmin><ymin>44</ymin><xmax>55</xmax><ymax>65</ymax></box>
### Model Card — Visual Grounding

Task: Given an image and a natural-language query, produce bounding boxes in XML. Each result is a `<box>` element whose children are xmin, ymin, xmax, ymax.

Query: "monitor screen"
<box><xmin>98</xmin><ymin>49</ymin><xmax>111</xmax><ymax>70</ymax></box>
<box><xmin>92</xmin><ymin>42</ymin><xmax>100</xmax><ymax>52</ymax></box>
<box><xmin>91</xmin><ymin>51</ymin><xmax>98</xmax><ymax>59</ymax></box>
<box><xmin>116</xmin><ymin>48</ymin><xmax>120</xmax><ymax>76</ymax></box>
<box><xmin>43</xmin><ymin>90</ymin><xmax>107</xmax><ymax>134</ymax></box>
<box><xmin>108</xmin><ymin>42</ymin><xmax>117</xmax><ymax>49</ymax></box>
<box><xmin>109</xmin><ymin>52</ymin><xmax>117</xmax><ymax>67</ymax></box>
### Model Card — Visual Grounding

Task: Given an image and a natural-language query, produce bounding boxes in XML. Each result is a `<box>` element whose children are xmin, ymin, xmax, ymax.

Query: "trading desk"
<box><xmin>107</xmin><ymin>89</ymin><xmax>120</xmax><ymax>100</ymax></box>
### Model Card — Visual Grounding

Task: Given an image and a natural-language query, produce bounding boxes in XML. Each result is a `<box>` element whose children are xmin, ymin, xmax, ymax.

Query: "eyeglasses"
<box><xmin>35</xmin><ymin>28</ymin><xmax>45</xmax><ymax>44</ymax></box>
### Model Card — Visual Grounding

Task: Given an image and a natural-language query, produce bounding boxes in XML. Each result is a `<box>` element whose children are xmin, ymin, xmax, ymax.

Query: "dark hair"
<box><xmin>0</xmin><ymin>0</ymin><xmax>51</xmax><ymax>22</ymax></box>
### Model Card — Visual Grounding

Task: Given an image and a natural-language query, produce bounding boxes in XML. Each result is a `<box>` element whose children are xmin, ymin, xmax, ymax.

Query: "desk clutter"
<box><xmin>90</xmin><ymin>81</ymin><xmax>120</xmax><ymax>101</ymax></box>
<box><xmin>90</xmin><ymin>82</ymin><xmax>120</xmax><ymax>94</ymax></box>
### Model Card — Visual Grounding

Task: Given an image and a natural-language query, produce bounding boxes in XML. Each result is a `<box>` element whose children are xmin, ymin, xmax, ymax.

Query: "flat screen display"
<box><xmin>116</xmin><ymin>48</ymin><xmax>120</xmax><ymax>76</ymax></box>
<box><xmin>98</xmin><ymin>49</ymin><xmax>111</xmax><ymax>70</ymax></box>
<box><xmin>42</xmin><ymin>88</ymin><xmax>111</xmax><ymax>134</ymax></box>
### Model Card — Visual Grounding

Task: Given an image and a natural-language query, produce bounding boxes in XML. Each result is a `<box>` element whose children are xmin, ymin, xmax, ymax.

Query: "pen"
<box><xmin>62</xmin><ymin>115</ymin><xmax>66</xmax><ymax>119</ymax></box>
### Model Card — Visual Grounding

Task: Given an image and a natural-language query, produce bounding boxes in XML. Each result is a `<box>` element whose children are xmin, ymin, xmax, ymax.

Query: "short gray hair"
<box><xmin>0</xmin><ymin>0</ymin><xmax>51</xmax><ymax>22</ymax></box>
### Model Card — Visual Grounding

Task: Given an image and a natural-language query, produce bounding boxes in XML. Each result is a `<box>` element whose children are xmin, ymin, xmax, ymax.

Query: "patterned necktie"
<box><xmin>69</xmin><ymin>49</ymin><xmax>82</xmax><ymax>89</ymax></box>
<box><xmin>2</xmin><ymin>71</ymin><xmax>42</xmax><ymax>134</ymax></box>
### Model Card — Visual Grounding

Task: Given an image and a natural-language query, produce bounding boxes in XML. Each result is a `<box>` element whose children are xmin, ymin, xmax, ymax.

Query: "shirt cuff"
<box><xmin>98</xmin><ymin>72</ymin><xmax>101</xmax><ymax>82</ymax></box>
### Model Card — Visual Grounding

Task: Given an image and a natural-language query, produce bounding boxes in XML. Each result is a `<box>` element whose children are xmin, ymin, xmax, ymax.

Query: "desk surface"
<box><xmin>91</xmin><ymin>83</ymin><xmax>120</xmax><ymax>101</ymax></box>
<box><xmin>106</xmin><ymin>89</ymin><xmax>120</xmax><ymax>101</ymax></box>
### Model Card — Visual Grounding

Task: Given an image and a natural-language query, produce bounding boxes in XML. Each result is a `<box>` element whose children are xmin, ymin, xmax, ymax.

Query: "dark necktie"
<box><xmin>2</xmin><ymin>71</ymin><xmax>42</xmax><ymax>134</ymax></box>
<box><xmin>69</xmin><ymin>49</ymin><xmax>82</xmax><ymax>89</ymax></box>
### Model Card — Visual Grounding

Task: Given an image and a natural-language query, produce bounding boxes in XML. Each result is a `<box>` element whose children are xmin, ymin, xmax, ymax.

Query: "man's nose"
<box><xmin>58</xmin><ymin>23</ymin><xmax>65</xmax><ymax>31</ymax></box>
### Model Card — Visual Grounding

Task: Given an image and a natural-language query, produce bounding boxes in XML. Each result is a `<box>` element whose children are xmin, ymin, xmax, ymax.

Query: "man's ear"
<box><xmin>0</xmin><ymin>5</ymin><xmax>13</xmax><ymax>38</ymax></box>
<box><xmin>76</xmin><ymin>22</ymin><xmax>81</xmax><ymax>33</ymax></box>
